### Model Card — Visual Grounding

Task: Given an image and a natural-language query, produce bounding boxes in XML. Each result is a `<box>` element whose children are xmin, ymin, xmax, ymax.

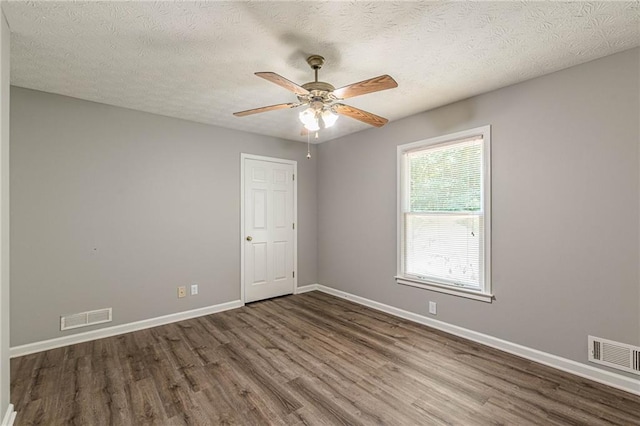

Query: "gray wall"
<box><xmin>318</xmin><ymin>48</ymin><xmax>640</xmax><ymax>374</ymax></box>
<box><xmin>10</xmin><ymin>87</ymin><xmax>317</xmax><ymax>346</ymax></box>
<box><xmin>0</xmin><ymin>8</ymin><xmax>10</xmax><ymax>417</ymax></box>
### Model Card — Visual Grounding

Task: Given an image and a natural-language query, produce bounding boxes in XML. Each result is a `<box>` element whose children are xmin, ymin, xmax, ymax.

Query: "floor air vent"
<box><xmin>588</xmin><ymin>336</ymin><xmax>640</xmax><ymax>376</ymax></box>
<box><xmin>61</xmin><ymin>308</ymin><xmax>112</xmax><ymax>331</ymax></box>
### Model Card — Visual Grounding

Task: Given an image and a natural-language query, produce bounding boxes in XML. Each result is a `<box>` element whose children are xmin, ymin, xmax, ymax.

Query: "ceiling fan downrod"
<box><xmin>306</xmin><ymin>55</ymin><xmax>325</xmax><ymax>84</ymax></box>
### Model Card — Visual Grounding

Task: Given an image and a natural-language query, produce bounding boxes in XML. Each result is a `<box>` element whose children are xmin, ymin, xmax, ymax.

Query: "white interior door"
<box><xmin>243</xmin><ymin>157</ymin><xmax>295</xmax><ymax>303</ymax></box>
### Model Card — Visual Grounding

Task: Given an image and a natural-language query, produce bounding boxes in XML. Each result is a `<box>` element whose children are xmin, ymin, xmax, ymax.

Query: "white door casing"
<box><xmin>241</xmin><ymin>154</ymin><xmax>296</xmax><ymax>303</ymax></box>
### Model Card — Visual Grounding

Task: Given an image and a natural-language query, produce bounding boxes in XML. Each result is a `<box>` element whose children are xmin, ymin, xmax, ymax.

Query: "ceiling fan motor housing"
<box><xmin>302</xmin><ymin>81</ymin><xmax>334</xmax><ymax>92</ymax></box>
<box><xmin>298</xmin><ymin>85</ymin><xmax>336</xmax><ymax>104</ymax></box>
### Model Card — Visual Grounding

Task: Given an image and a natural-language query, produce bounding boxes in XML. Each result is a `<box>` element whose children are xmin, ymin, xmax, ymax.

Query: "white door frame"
<box><xmin>240</xmin><ymin>153</ymin><xmax>297</xmax><ymax>304</ymax></box>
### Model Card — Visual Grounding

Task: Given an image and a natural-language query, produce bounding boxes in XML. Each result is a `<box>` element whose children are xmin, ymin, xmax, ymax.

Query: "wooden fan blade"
<box><xmin>332</xmin><ymin>75</ymin><xmax>398</xmax><ymax>100</ymax></box>
<box><xmin>233</xmin><ymin>103</ymin><xmax>297</xmax><ymax>117</ymax></box>
<box><xmin>255</xmin><ymin>72</ymin><xmax>309</xmax><ymax>96</ymax></box>
<box><xmin>300</xmin><ymin>126</ymin><xmax>309</xmax><ymax>136</ymax></box>
<box><xmin>334</xmin><ymin>104</ymin><xmax>388</xmax><ymax>127</ymax></box>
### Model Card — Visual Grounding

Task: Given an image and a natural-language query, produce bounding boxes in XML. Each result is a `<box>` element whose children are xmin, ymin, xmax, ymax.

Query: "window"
<box><xmin>396</xmin><ymin>126</ymin><xmax>492</xmax><ymax>302</ymax></box>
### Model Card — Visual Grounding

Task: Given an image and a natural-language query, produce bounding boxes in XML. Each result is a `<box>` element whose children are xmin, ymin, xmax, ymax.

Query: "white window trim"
<box><xmin>396</xmin><ymin>125</ymin><xmax>493</xmax><ymax>303</ymax></box>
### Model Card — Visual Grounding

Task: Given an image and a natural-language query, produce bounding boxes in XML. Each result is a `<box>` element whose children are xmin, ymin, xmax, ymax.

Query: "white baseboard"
<box><xmin>314</xmin><ymin>284</ymin><xmax>640</xmax><ymax>397</ymax></box>
<box><xmin>1</xmin><ymin>404</ymin><xmax>15</xmax><ymax>426</ymax></box>
<box><xmin>295</xmin><ymin>283</ymin><xmax>319</xmax><ymax>294</ymax></box>
<box><xmin>10</xmin><ymin>300</ymin><xmax>244</xmax><ymax>358</ymax></box>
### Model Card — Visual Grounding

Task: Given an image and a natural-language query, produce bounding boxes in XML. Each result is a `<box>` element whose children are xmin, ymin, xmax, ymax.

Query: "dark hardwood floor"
<box><xmin>10</xmin><ymin>291</ymin><xmax>640</xmax><ymax>425</ymax></box>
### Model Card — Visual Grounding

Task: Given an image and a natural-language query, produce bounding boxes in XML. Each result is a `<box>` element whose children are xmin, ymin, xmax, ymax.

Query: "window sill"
<box><xmin>395</xmin><ymin>276</ymin><xmax>493</xmax><ymax>303</ymax></box>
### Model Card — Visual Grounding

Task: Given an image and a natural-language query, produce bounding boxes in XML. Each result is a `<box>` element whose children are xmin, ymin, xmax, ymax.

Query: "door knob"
<box><xmin>246</xmin><ymin>236</ymin><xmax>253</xmax><ymax>241</ymax></box>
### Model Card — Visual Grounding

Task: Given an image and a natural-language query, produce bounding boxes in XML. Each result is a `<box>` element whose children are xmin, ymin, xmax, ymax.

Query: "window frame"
<box><xmin>396</xmin><ymin>125</ymin><xmax>493</xmax><ymax>303</ymax></box>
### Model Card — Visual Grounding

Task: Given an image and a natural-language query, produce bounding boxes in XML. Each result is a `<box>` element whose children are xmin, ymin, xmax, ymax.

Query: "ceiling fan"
<box><xmin>233</xmin><ymin>55</ymin><xmax>397</xmax><ymax>134</ymax></box>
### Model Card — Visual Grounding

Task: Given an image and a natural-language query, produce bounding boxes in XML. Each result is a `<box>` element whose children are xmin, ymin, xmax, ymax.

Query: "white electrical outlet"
<box><xmin>178</xmin><ymin>286</ymin><xmax>186</xmax><ymax>298</ymax></box>
<box><xmin>191</xmin><ymin>284</ymin><xmax>198</xmax><ymax>296</ymax></box>
<box><xmin>429</xmin><ymin>301</ymin><xmax>437</xmax><ymax>315</ymax></box>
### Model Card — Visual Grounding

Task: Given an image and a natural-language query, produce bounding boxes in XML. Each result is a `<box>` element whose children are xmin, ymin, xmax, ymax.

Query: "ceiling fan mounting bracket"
<box><xmin>306</xmin><ymin>55</ymin><xmax>325</xmax><ymax>70</ymax></box>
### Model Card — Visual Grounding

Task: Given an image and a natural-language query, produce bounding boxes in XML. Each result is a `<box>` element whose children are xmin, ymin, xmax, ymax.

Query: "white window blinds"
<box><xmin>403</xmin><ymin>136</ymin><xmax>485</xmax><ymax>289</ymax></box>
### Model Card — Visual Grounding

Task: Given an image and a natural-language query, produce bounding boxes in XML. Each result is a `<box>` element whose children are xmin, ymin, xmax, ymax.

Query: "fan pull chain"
<box><xmin>307</xmin><ymin>132</ymin><xmax>311</xmax><ymax>159</ymax></box>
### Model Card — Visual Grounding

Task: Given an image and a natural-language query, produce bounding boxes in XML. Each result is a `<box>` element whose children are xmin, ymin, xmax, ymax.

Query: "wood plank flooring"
<box><xmin>10</xmin><ymin>291</ymin><xmax>640</xmax><ymax>425</ymax></box>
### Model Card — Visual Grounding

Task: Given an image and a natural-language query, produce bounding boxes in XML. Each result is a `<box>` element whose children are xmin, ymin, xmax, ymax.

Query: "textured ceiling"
<box><xmin>3</xmin><ymin>1</ymin><xmax>639</xmax><ymax>143</ymax></box>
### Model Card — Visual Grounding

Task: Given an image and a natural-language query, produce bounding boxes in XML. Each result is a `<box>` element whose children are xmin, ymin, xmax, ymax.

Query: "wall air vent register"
<box><xmin>588</xmin><ymin>335</ymin><xmax>640</xmax><ymax>376</ymax></box>
<box><xmin>60</xmin><ymin>308</ymin><xmax>112</xmax><ymax>331</ymax></box>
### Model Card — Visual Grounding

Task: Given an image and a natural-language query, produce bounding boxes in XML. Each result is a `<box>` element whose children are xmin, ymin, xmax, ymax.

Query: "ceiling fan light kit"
<box><xmin>233</xmin><ymin>54</ymin><xmax>397</xmax><ymax>137</ymax></box>
<box><xmin>299</xmin><ymin>103</ymin><xmax>338</xmax><ymax>131</ymax></box>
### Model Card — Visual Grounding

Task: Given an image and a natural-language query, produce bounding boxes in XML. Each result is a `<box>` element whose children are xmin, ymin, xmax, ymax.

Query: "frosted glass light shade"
<box><xmin>322</xmin><ymin>109</ymin><xmax>339</xmax><ymax>128</ymax></box>
<box><xmin>299</xmin><ymin>108</ymin><xmax>316</xmax><ymax>126</ymax></box>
